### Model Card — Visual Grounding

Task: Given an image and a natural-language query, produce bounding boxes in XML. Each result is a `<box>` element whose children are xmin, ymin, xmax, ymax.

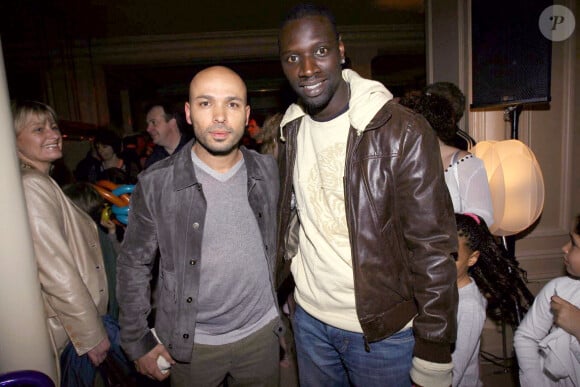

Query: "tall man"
<box><xmin>144</xmin><ymin>102</ymin><xmax>191</xmax><ymax>169</ymax></box>
<box><xmin>276</xmin><ymin>4</ymin><xmax>458</xmax><ymax>387</ymax></box>
<box><xmin>118</xmin><ymin>66</ymin><xmax>283</xmax><ymax>386</ymax></box>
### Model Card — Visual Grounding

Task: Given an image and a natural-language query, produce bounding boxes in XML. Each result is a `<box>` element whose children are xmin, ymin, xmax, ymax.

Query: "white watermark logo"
<box><xmin>539</xmin><ymin>5</ymin><xmax>575</xmax><ymax>42</ymax></box>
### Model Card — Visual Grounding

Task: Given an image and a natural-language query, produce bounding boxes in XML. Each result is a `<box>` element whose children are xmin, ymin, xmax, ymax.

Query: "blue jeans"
<box><xmin>293</xmin><ymin>304</ymin><xmax>414</xmax><ymax>387</ymax></box>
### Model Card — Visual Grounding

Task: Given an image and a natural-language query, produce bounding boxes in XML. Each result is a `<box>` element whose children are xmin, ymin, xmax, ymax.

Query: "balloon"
<box><xmin>95</xmin><ymin>180</ymin><xmax>119</xmax><ymax>191</ymax></box>
<box><xmin>101</xmin><ymin>205</ymin><xmax>112</xmax><ymax>223</ymax></box>
<box><xmin>115</xmin><ymin>215</ymin><xmax>129</xmax><ymax>225</ymax></box>
<box><xmin>112</xmin><ymin>185</ymin><xmax>134</xmax><ymax>196</ymax></box>
<box><xmin>90</xmin><ymin>181</ymin><xmax>135</xmax><ymax>225</ymax></box>
<box><xmin>111</xmin><ymin>205</ymin><xmax>129</xmax><ymax>216</ymax></box>
<box><xmin>119</xmin><ymin>194</ymin><xmax>131</xmax><ymax>205</ymax></box>
<box><xmin>91</xmin><ymin>184</ymin><xmax>127</xmax><ymax>208</ymax></box>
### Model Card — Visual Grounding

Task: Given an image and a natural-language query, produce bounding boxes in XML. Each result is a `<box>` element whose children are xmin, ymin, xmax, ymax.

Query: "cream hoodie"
<box><xmin>281</xmin><ymin>69</ymin><xmax>392</xmax><ymax>332</ymax></box>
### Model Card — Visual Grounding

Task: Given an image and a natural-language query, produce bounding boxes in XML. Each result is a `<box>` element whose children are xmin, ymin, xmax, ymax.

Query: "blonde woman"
<box><xmin>14</xmin><ymin>100</ymin><xmax>126</xmax><ymax>386</ymax></box>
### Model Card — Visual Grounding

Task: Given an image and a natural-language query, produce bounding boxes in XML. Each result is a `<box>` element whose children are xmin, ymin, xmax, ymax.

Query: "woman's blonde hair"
<box><xmin>11</xmin><ymin>100</ymin><xmax>58</xmax><ymax>135</ymax></box>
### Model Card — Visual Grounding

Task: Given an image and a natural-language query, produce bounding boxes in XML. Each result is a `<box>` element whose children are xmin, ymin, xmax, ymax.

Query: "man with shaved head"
<box><xmin>117</xmin><ymin>66</ymin><xmax>282</xmax><ymax>386</ymax></box>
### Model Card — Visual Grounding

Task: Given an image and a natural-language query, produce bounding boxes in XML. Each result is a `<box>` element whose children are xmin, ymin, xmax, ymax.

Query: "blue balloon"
<box><xmin>111</xmin><ymin>205</ymin><xmax>129</xmax><ymax>216</ymax></box>
<box><xmin>116</xmin><ymin>215</ymin><xmax>129</xmax><ymax>225</ymax></box>
<box><xmin>112</xmin><ymin>185</ymin><xmax>135</xmax><ymax>197</ymax></box>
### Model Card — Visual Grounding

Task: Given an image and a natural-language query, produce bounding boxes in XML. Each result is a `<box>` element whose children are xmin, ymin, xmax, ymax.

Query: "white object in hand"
<box><xmin>157</xmin><ymin>356</ymin><xmax>171</xmax><ymax>374</ymax></box>
<box><xmin>151</xmin><ymin>328</ymin><xmax>171</xmax><ymax>374</ymax></box>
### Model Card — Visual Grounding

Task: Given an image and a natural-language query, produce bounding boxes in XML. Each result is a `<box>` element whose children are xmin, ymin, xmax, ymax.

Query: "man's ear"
<box><xmin>184</xmin><ymin>102</ymin><xmax>192</xmax><ymax>125</ymax></box>
<box><xmin>245</xmin><ymin>105</ymin><xmax>251</xmax><ymax>126</ymax></box>
<box><xmin>338</xmin><ymin>35</ymin><xmax>345</xmax><ymax>62</ymax></box>
<box><xmin>467</xmin><ymin>250</ymin><xmax>480</xmax><ymax>268</ymax></box>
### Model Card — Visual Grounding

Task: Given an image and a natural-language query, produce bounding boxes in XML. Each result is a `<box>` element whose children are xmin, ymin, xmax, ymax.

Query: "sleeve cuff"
<box><xmin>410</xmin><ymin>356</ymin><xmax>453</xmax><ymax>387</ymax></box>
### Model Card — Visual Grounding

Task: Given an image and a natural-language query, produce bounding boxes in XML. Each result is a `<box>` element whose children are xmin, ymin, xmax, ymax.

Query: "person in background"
<box><xmin>94</xmin><ymin>129</ymin><xmax>137</xmax><ymax>184</ymax></box>
<box><xmin>400</xmin><ymin>92</ymin><xmax>494</xmax><ymax>226</ymax></box>
<box><xmin>117</xmin><ymin>66</ymin><xmax>283</xmax><ymax>386</ymax></box>
<box><xmin>241</xmin><ymin>118</ymin><xmax>262</xmax><ymax>151</ymax></box>
<box><xmin>452</xmin><ymin>213</ymin><xmax>533</xmax><ymax>387</ymax></box>
<box><xmin>62</xmin><ymin>182</ymin><xmax>121</xmax><ymax>321</ymax></box>
<box><xmin>514</xmin><ymin>214</ymin><xmax>580</xmax><ymax>386</ymax></box>
<box><xmin>276</xmin><ymin>4</ymin><xmax>458</xmax><ymax>387</ymax></box>
<box><xmin>13</xmin><ymin>100</ymin><xmax>125</xmax><ymax>386</ymax></box>
<box><xmin>120</xmin><ymin>134</ymin><xmax>145</xmax><ymax>177</ymax></box>
<box><xmin>144</xmin><ymin>102</ymin><xmax>192</xmax><ymax>169</ymax></box>
<box><xmin>424</xmin><ymin>81</ymin><xmax>476</xmax><ymax>151</ymax></box>
<box><xmin>259</xmin><ymin>113</ymin><xmax>283</xmax><ymax>158</ymax></box>
<box><xmin>74</xmin><ymin>140</ymin><xmax>101</xmax><ymax>183</ymax></box>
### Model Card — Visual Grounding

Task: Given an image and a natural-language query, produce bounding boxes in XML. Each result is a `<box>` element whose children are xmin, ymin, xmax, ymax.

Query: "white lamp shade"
<box><xmin>472</xmin><ymin>140</ymin><xmax>545</xmax><ymax>236</ymax></box>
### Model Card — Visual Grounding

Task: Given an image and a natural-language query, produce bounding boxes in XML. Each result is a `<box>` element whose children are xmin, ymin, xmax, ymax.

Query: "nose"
<box><xmin>562</xmin><ymin>241</ymin><xmax>571</xmax><ymax>254</ymax></box>
<box><xmin>213</xmin><ymin>104</ymin><xmax>226</xmax><ymax>123</ymax></box>
<box><xmin>47</xmin><ymin>124</ymin><xmax>61</xmax><ymax>139</ymax></box>
<box><xmin>299</xmin><ymin>56</ymin><xmax>319</xmax><ymax>77</ymax></box>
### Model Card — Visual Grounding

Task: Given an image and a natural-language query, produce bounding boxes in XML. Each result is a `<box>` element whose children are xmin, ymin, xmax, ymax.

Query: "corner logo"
<box><xmin>539</xmin><ymin>5</ymin><xmax>575</xmax><ymax>41</ymax></box>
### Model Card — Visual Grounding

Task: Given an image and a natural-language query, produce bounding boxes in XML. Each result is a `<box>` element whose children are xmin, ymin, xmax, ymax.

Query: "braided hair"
<box><xmin>456</xmin><ymin>213</ymin><xmax>535</xmax><ymax>326</ymax></box>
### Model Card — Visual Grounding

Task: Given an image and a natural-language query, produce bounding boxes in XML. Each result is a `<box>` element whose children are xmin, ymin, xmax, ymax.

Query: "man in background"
<box><xmin>144</xmin><ymin>102</ymin><xmax>192</xmax><ymax>168</ymax></box>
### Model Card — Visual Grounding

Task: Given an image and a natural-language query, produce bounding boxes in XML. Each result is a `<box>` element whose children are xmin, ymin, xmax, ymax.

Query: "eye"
<box><xmin>314</xmin><ymin>47</ymin><xmax>329</xmax><ymax>56</ymax></box>
<box><xmin>228</xmin><ymin>101</ymin><xmax>240</xmax><ymax>109</ymax></box>
<box><xmin>199</xmin><ymin>101</ymin><xmax>210</xmax><ymax>107</ymax></box>
<box><xmin>52</xmin><ymin>126</ymin><xmax>60</xmax><ymax>132</ymax></box>
<box><xmin>286</xmin><ymin>54</ymin><xmax>299</xmax><ymax>64</ymax></box>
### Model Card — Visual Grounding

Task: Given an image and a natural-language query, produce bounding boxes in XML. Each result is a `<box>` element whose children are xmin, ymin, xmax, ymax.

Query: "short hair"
<box><xmin>62</xmin><ymin>182</ymin><xmax>104</xmax><ymax>223</ymax></box>
<box><xmin>575</xmin><ymin>214</ymin><xmax>580</xmax><ymax>236</ymax></box>
<box><xmin>280</xmin><ymin>3</ymin><xmax>339</xmax><ymax>40</ymax></box>
<box><xmin>94</xmin><ymin>129</ymin><xmax>122</xmax><ymax>156</ymax></box>
<box><xmin>11</xmin><ymin>100</ymin><xmax>58</xmax><ymax>135</ymax></box>
<box><xmin>424</xmin><ymin>82</ymin><xmax>466</xmax><ymax>122</ymax></box>
<box><xmin>144</xmin><ymin>101</ymin><xmax>174</xmax><ymax>122</ymax></box>
<box><xmin>144</xmin><ymin>101</ymin><xmax>192</xmax><ymax>136</ymax></box>
<box><xmin>400</xmin><ymin>93</ymin><xmax>456</xmax><ymax>146</ymax></box>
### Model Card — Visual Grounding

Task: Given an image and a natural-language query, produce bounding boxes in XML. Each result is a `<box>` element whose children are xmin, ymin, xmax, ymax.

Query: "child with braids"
<box><xmin>514</xmin><ymin>215</ymin><xmax>580</xmax><ymax>386</ymax></box>
<box><xmin>453</xmin><ymin>213</ymin><xmax>534</xmax><ymax>387</ymax></box>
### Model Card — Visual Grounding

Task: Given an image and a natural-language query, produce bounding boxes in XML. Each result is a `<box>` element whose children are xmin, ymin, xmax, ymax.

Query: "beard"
<box><xmin>194</xmin><ymin>123</ymin><xmax>242</xmax><ymax>156</ymax></box>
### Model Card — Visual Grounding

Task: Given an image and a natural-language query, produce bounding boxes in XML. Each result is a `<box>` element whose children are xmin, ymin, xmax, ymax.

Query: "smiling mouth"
<box><xmin>301</xmin><ymin>80</ymin><xmax>325</xmax><ymax>97</ymax></box>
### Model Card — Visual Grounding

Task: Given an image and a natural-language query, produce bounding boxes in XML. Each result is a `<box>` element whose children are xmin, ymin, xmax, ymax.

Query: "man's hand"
<box><xmin>135</xmin><ymin>344</ymin><xmax>175</xmax><ymax>381</ymax></box>
<box><xmin>551</xmin><ymin>295</ymin><xmax>580</xmax><ymax>339</ymax></box>
<box><xmin>87</xmin><ymin>337</ymin><xmax>111</xmax><ymax>366</ymax></box>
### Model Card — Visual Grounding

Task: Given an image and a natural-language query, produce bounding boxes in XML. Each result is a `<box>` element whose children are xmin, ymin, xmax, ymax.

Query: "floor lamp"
<box><xmin>472</xmin><ymin>105</ymin><xmax>545</xmax><ymax>373</ymax></box>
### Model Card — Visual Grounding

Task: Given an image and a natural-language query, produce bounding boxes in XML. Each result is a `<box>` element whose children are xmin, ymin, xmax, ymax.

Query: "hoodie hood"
<box><xmin>280</xmin><ymin>69</ymin><xmax>393</xmax><ymax>141</ymax></box>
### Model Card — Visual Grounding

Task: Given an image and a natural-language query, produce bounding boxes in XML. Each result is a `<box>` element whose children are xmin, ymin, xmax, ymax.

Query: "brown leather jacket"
<box><xmin>276</xmin><ymin>100</ymin><xmax>458</xmax><ymax>363</ymax></box>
